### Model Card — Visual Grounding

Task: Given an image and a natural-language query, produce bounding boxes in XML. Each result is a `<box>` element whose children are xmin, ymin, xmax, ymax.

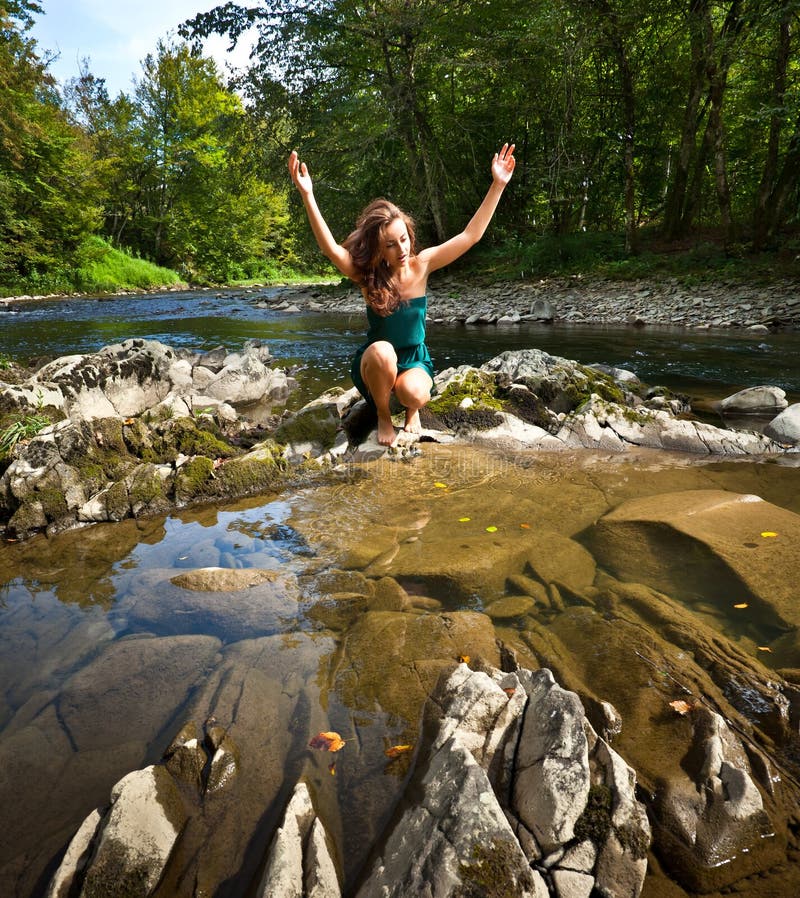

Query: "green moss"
<box><xmin>574</xmin><ymin>783</ymin><xmax>613</xmax><ymax>845</ymax></box>
<box><xmin>128</xmin><ymin>468</ymin><xmax>168</xmax><ymax>511</ymax></box>
<box><xmin>455</xmin><ymin>837</ymin><xmax>536</xmax><ymax>898</ymax></box>
<box><xmin>174</xmin><ymin>456</ymin><xmax>215</xmax><ymax>502</ymax></box>
<box><xmin>617</xmin><ymin>821</ymin><xmax>650</xmax><ymax>860</ymax></box>
<box><xmin>428</xmin><ymin>371</ymin><xmax>504</xmax><ymax>415</ymax></box>
<box><xmin>273</xmin><ymin>405</ymin><xmax>339</xmax><ymax>450</ymax></box>
<box><xmin>37</xmin><ymin>487</ymin><xmax>68</xmax><ymax>520</ymax></box>
<box><xmin>147</xmin><ymin>418</ymin><xmax>234</xmax><ymax>462</ymax></box>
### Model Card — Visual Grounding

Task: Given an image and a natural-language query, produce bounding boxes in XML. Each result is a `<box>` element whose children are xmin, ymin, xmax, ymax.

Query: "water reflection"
<box><xmin>1</xmin><ymin>447</ymin><xmax>800</xmax><ymax>897</ymax></box>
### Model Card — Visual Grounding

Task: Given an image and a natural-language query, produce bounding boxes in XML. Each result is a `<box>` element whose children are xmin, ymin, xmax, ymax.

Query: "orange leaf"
<box><xmin>458</xmin><ymin>654</ymin><xmax>470</xmax><ymax>664</ymax></box>
<box><xmin>309</xmin><ymin>731</ymin><xmax>346</xmax><ymax>752</ymax></box>
<box><xmin>123</xmin><ymin>418</ymin><xmax>135</xmax><ymax>426</ymax></box>
<box><xmin>519</xmin><ymin>523</ymin><xmax>531</xmax><ymax>529</ymax></box>
<box><xmin>669</xmin><ymin>699</ymin><xmax>695</xmax><ymax>716</ymax></box>
<box><xmin>503</xmin><ymin>687</ymin><xmax>516</xmax><ymax>698</ymax></box>
<box><xmin>385</xmin><ymin>744</ymin><xmax>413</xmax><ymax>759</ymax></box>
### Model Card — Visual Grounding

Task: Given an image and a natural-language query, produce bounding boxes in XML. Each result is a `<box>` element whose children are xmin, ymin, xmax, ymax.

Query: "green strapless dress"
<box><xmin>350</xmin><ymin>296</ymin><xmax>434</xmax><ymax>404</ymax></box>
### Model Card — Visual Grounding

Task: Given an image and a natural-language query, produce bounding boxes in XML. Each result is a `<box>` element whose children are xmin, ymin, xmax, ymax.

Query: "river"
<box><xmin>1</xmin><ymin>289</ymin><xmax>799</xmax><ymax>897</ymax></box>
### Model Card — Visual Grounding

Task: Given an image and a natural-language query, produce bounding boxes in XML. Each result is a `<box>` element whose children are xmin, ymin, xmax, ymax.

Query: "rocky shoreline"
<box><xmin>4</xmin><ymin>273</ymin><xmax>800</xmax><ymax>332</ymax></box>
<box><xmin>263</xmin><ymin>273</ymin><xmax>800</xmax><ymax>331</ymax></box>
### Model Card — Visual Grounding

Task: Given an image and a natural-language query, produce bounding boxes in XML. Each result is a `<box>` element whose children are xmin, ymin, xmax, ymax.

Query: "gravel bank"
<box><xmin>265</xmin><ymin>274</ymin><xmax>800</xmax><ymax>331</ymax></box>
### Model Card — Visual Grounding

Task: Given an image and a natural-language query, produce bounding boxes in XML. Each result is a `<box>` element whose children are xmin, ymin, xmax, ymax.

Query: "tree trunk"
<box><xmin>753</xmin><ymin>10</ymin><xmax>791</xmax><ymax>250</ymax></box>
<box><xmin>663</xmin><ymin>0</ymin><xmax>708</xmax><ymax>239</ymax></box>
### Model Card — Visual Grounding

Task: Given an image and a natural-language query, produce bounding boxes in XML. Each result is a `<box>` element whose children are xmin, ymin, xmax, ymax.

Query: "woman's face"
<box><xmin>380</xmin><ymin>217</ymin><xmax>411</xmax><ymax>272</ymax></box>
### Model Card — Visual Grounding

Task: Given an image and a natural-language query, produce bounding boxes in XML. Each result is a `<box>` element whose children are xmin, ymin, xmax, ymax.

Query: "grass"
<box><xmin>74</xmin><ymin>237</ymin><xmax>184</xmax><ymax>293</ymax></box>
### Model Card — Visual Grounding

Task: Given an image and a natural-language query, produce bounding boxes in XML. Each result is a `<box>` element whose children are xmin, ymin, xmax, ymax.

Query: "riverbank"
<box><xmin>265</xmin><ymin>273</ymin><xmax>800</xmax><ymax>331</ymax></box>
<box><xmin>4</xmin><ymin>272</ymin><xmax>800</xmax><ymax>332</ymax></box>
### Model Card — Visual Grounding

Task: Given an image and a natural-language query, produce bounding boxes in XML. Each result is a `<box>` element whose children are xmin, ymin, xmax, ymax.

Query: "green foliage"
<box><xmin>0</xmin><ymin>413</ymin><xmax>50</xmax><ymax>459</ymax></box>
<box><xmin>0</xmin><ymin>2</ymin><xmax>102</xmax><ymax>291</ymax></box>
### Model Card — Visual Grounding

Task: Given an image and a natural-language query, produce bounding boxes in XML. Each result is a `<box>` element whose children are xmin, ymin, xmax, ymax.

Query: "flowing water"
<box><xmin>1</xmin><ymin>290</ymin><xmax>800</xmax><ymax>897</ymax></box>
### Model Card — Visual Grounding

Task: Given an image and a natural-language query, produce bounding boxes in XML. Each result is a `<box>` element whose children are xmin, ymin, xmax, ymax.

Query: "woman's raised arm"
<box><xmin>418</xmin><ymin>143</ymin><xmax>516</xmax><ymax>273</ymax></box>
<box><xmin>288</xmin><ymin>151</ymin><xmax>360</xmax><ymax>280</ymax></box>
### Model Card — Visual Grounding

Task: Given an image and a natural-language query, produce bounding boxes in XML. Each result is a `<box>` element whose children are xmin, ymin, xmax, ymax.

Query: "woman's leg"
<box><xmin>360</xmin><ymin>341</ymin><xmax>399</xmax><ymax>445</ymax></box>
<box><xmin>394</xmin><ymin>367</ymin><xmax>433</xmax><ymax>434</ymax></box>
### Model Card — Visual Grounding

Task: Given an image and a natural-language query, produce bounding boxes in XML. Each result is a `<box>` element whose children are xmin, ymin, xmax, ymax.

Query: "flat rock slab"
<box><xmin>170</xmin><ymin>566</ymin><xmax>283</xmax><ymax>591</ymax></box>
<box><xmin>585</xmin><ymin>489</ymin><xmax>800</xmax><ymax>631</ymax></box>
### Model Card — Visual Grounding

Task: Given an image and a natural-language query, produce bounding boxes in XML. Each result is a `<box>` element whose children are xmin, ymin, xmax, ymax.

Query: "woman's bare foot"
<box><xmin>403</xmin><ymin>409</ymin><xmax>421</xmax><ymax>434</ymax></box>
<box><xmin>377</xmin><ymin>415</ymin><xmax>398</xmax><ymax>446</ymax></box>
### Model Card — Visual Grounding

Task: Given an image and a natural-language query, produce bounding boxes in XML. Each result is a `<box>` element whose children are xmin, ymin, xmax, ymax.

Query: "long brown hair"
<box><xmin>343</xmin><ymin>198</ymin><xmax>417</xmax><ymax>316</ymax></box>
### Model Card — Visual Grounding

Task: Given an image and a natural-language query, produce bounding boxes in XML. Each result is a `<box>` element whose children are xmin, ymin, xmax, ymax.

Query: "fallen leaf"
<box><xmin>458</xmin><ymin>516</ymin><xmax>471</xmax><ymax>522</ymax></box>
<box><xmin>760</xmin><ymin>531</ymin><xmax>778</xmax><ymax>538</ymax></box>
<box><xmin>458</xmin><ymin>654</ymin><xmax>470</xmax><ymax>664</ymax></box>
<box><xmin>385</xmin><ymin>744</ymin><xmax>413</xmax><ymax>759</ymax></box>
<box><xmin>519</xmin><ymin>523</ymin><xmax>531</xmax><ymax>529</ymax></box>
<box><xmin>309</xmin><ymin>731</ymin><xmax>346</xmax><ymax>752</ymax></box>
<box><xmin>503</xmin><ymin>687</ymin><xmax>516</xmax><ymax>698</ymax></box>
<box><xmin>757</xmin><ymin>646</ymin><xmax>773</xmax><ymax>653</ymax></box>
<box><xmin>433</xmin><ymin>482</ymin><xmax>448</xmax><ymax>489</ymax></box>
<box><xmin>328</xmin><ymin>762</ymin><xmax>336</xmax><ymax>776</ymax></box>
<box><xmin>669</xmin><ymin>699</ymin><xmax>695</xmax><ymax>716</ymax></box>
<box><xmin>123</xmin><ymin>418</ymin><xmax>135</xmax><ymax>426</ymax></box>
<box><xmin>485</xmin><ymin>525</ymin><xmax>498</xmax><ymax>533</ymax></box>
<box><xmin>733</xmin><ymin>603</ymin><xmax>749</xmax><ymax>609</ymax></box>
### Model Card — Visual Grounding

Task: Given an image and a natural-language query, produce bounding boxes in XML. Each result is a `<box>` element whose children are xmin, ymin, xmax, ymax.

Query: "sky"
<box><xmin>30</xmin><ymin>0</ymin><xmax>257</xmax><ymax>97</ymax></box>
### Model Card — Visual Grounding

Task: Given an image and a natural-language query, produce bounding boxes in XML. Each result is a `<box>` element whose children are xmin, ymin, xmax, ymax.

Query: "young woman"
<box><xmin>288</xmin><ymin>144</ymin><xmax>516</xmax><ymax>446</ymax></box>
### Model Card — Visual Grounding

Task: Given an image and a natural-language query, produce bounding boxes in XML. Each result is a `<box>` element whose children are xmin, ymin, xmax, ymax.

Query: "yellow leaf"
<box><xmin>757</xmin><ymin>646</ymin><xmax>773</xmax><ymax>653</ymax></box>
<box><xmin>669</xmin><ymin>699</ymin><xmax>695</xmax><ymax>716</ymax></box>
<box><xmin>733</xmin><ymin>603</ymin><xmax>749</xmax><ymax>609</ymax></box>
<box><xmin>760</xmin><ymin>531</ymin><xmax>778</xmax><ymax>538</ymax></box>
<box><xmin>434</xmin><ymin>482</ymin><xmax>448</xmax><ymax>489</ymax></box>
<box><xmin>309</xmin><ymin>731</ymin><xmax>346</xmax><ymax>752</ymax></box>
<box><xmin>458</xmin><ymin>517</ymin><xmax>471</xmax><ymax>522</ymax></box>
<box><xmin>385</xmin><ymin>744</ymin><xmax>413</xmax><ymax>759</ymax></box>
<box><xmin>328</xmin><ymin>762</ymin><xmax>336</xmax><ymax>776</ymax></box>
<box><xmin>458</xmin><ymin>654</ymin><xmax>470</xmax><ymax>664</ymax></box>
<box><xmin>485</xmin><ymin>525</ymin><xmax>498</xmax><ymax>533</ymax></box>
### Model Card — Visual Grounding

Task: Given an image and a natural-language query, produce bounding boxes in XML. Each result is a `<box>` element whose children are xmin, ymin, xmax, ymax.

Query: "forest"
<box><xmin>2</xmin><ymin>0</ymin><xmax>800</xmax><ymax>295</ymax></box>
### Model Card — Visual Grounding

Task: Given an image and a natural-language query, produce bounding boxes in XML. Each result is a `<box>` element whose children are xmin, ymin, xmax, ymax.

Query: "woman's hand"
<box><xmin>491</xmin><ymin>143</ymin><xmax>516</xmax><ymax>187</ymax></box>
<box><xmin>288</xmin><ymin>150</ymin><xmax>313</xmax><ymax>196</ymax></box>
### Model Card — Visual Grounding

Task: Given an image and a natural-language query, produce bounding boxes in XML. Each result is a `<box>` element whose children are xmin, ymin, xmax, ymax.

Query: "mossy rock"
<box><xmin>148</xmin><ymin>417</ymin><xmax>235</xmax><ymax>463</ymax></box>
<box><xmin>273</xmin><ymin>404</ymin><xmax>340</xmax><ymax>451</ymax></box>
<box><xmin>428</xmin><ymin>370</ymin><xmax>505</xmax><ymax>415</ymax></box>
<box><xmin>174</xmin><ymin>456</ymin><xmax>215</xmax><ymax>503</ymax></box>
<box><xmin>128</xmin><ymin>465</ymin><xmax>170</xmax><ymax>516</ymax></box>
<box><xmin>456</xmin><ymin>837</ymin><xmax>538</xmax><ymax>898</ymax></box>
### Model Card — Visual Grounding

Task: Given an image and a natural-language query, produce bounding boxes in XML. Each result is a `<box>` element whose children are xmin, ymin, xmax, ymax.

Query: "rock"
<box><xmin>485</xmin><ymin>595</ymin><xmax>535</xmax><ymax>619</ymax></box>
<box><xmin>356</xmin><ymin>734</ymin><xmax>545</xmax><ymax>898</ymax></box>
<box><xmin>257</xmin><ymin>781</ymin><xmax>340</xmax><ymax>897</ymax></box>
<box><xmin>718</xmin><ymin>385</ymin><xmax>788</xmax><ymax>414</ymax></box>
<box><xmin>584</xmin><ymin>489</ymin><xmax>800</xmax><ymax>631</ymax></box>
<box><xmin>169</xmin><ymin>566</ymin><xmax>282</xmax><ymax>592</ymax></box>
<box><xmin>653</xmin><ymin>706</ymin><xmax>779</xmax><ymax>892</ymax></box>
<box><xmin>78</xmin><ymin>765</ymin><xmax>188</xmax><ymax>896</ymax></box>
<box><xmin>45</xmin><ymin>809</ymin><xmax>102</xmax><ymax>898</ymax></box>
<box><xmin>58</xmin><ymin>634</ymin><xmax>221</xmax><ymax>752</ymax></box>
<box><xmin>513</xmin><ymin>668</ymin><xmax>590</xmax><ymax>853</ymax></box>
<box><xmin>764</xmin><ymin>402</ymin><xmax>800</xmax><ymax>444</ymax></box>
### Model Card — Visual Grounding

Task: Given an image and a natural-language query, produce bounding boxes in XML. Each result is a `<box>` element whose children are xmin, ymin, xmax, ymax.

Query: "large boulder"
<box><xmin>0</xmin><ymin>338</ymin><xmax>294</xmax><ymax>423</ymax></box>
<box><xmin>764</xmin><ymin>402</ymin><xmax>800</xmax><ymax>445</ymax></box>
<box><xmin>584</xmin><ymin>489</ymin><xmax>800</xmax><ymax>631</ymax></box>
<box><xmin>718</xmin><ymin>385</ymin><xmax>788</xmax><ymax>415</ymax></box>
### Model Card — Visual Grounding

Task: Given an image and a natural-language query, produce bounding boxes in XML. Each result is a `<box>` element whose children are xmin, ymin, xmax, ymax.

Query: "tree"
<box><xmin>0</xmin><ymin>0</ymin><xmax>101</xmax><ymax>288</ymax></box>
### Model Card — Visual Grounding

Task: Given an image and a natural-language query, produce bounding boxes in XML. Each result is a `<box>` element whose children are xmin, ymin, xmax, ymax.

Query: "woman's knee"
<box><xmin>395</xmin><ymin>372</ymin><xmax>432</xmax><ymax>407</ymax></box>
<box><xmin>362</xmin><ymin>340</ymin><xmax>397</xmax><ymax>370</ymax></box>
